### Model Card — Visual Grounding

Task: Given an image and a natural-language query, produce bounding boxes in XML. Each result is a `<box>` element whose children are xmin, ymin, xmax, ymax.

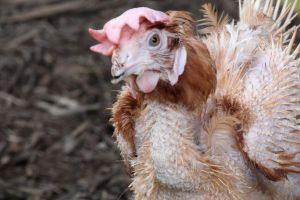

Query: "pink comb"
<box><xmin>89</xmin><ymin>7</ymin><xmax>169</xmax><ymax>56</ymax></box>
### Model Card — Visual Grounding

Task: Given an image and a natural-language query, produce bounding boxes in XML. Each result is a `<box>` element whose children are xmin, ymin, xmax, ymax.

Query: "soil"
<box><xmin>0</xmin><ymin>0</ymin><xmax>298</xmax><ymax>199</ymax></box>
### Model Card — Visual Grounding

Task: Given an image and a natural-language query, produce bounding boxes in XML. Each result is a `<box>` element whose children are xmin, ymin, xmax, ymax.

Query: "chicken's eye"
<box><xmin>149</xmin><ymin>33</ymin><xmax>160</xmax><ymax>47</ymax></box>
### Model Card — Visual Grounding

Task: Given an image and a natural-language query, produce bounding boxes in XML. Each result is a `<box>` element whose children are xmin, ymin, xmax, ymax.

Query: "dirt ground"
<box><xmin>0</xmin><ymin>0</ymin><xmax>298</xmax><ymax>200</ymax></box>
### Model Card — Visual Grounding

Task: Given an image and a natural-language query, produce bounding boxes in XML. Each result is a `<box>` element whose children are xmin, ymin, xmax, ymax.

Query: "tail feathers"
<box><xmin>200</xmin><ymin>0</ymin><xmax>299</xmax><ymax>96</ymax></box>
<box><xmin>200</xmin><ymin>0</ymin><xmax>300</xmax><ymax>181</ymax></box>
<box><xmin>198</xmin><ymin>3</ymin><xmax>229</xmax><ymax>34</ymax></box>
<box><xmin>200</xmin><ymin>0</ymin><xmax>299</xmax><ymax>37</ymax></box>
<box><xmin>239</xmin><ymin>0</ymin><xmax>299</xmax><ymax>38</ymax></box>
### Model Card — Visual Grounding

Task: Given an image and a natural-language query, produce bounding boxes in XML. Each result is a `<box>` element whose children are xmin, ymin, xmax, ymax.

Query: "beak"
<box><xmin>111</xmin><ymin>63</ymin><xmax>138</xmax><ymax>99</ymax></box>
<box><xmin>111</xmin><ymin>60</ymin><xmax>126</xmax><ymax>84</ymax></box>
<box><xmin>110</xmin><ymin>51</ymin><xmax>134</xmax><ymax>84</ymax></box>
<box><xmin>111</xmin><ymin>70</ymin><xmax>125</xmax><ymax>84</ymax></box>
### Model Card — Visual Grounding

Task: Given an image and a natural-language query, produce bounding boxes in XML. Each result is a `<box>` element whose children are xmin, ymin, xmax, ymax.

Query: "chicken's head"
<box><xmin>89</xmin><ymin>7</ymin><xmax>195</xmax><ymax>98</ymax></box>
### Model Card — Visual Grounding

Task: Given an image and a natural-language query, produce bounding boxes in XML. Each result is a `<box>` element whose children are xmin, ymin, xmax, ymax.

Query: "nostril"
<box><xmin>113</xmin><ymin>59</ymin><xmax>122</xmax><ymax>68</ymax></box>
<box><xmin>126</xmin><ymin>54</ymin><xmax>131</xmax><ymax>61</ymax></box>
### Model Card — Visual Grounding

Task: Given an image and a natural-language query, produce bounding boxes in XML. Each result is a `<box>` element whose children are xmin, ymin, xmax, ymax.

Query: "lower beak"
<box><xmin>111</xmin><ymin>71</ymin><xmax>125</xmax><ymax>84</ymax></box>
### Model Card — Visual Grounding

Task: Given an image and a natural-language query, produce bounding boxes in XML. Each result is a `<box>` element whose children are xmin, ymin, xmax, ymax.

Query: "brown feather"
<box><xmin>111</xmin><ymin>88</ymin><xmax>143</xmax><ymax>156</ymax></box>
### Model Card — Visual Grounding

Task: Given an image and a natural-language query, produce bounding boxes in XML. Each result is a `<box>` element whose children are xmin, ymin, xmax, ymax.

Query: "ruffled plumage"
<box><xmin>110</xmin><ymin>0</ymin><xmax>300</xmax><ymax>199</ymax></box>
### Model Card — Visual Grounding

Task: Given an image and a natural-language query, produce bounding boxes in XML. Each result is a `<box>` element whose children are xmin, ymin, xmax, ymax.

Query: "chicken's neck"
<box><xmin>147</xmin><ymin>38</ymin><xmax>217</xmax><ymax>112</ymax></box>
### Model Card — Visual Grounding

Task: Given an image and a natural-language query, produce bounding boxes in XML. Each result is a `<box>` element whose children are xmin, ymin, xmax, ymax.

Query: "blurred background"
<box><xmin>0</xmin><ymin>0</ymin><xmax>299</xmax><ymax>200</ymax></box>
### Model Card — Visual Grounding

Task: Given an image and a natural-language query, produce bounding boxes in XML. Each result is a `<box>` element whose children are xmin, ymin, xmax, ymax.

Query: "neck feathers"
<box><xmin>140</xmin><ymin>11</ymin><xmax>216</xmax><ymax>111</ymax></box>
<box><xmin>148</xmin><ymin>38</ymin><xmax>216</xmax><ymax>110</ymax></box>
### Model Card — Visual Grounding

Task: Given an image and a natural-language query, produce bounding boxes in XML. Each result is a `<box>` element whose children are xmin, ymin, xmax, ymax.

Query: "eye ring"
<box><xmin>148</xmin><ymin>33</ymin><xmax>161</xmax><ymax>47</ymax></box>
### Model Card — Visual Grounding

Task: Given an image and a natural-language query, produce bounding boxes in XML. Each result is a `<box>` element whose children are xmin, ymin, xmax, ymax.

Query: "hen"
<box><xmin>89</xmin><ymin>1</ymin><xmax>300</xmax><ymax>199</ymax></box>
